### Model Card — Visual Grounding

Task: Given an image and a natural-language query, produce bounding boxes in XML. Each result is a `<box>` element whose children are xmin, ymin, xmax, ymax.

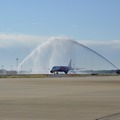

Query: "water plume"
<box><xmin>18</xmin><ymin>38</ymin><xmax>118</xmax><ymax>74</ymax></box>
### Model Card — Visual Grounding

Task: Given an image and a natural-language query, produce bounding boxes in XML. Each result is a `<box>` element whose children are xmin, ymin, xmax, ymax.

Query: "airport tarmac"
<box><xmin>0</xmin><ymin>76</ymin><xmax>120</xmax><ymax>120</ymax></box>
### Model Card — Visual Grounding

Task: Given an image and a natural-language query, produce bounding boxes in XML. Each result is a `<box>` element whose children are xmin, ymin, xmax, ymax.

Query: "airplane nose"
<box><xmin>116</xmin><ymin>69</ymin><xmax>120</xmax><ymax>74</ymax></box>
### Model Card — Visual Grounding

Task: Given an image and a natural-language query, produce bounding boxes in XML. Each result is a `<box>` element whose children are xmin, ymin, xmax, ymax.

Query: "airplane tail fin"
<box><xmin>68</xmin><ymin>59</ymin><xmax>72</xmax><ymax>68</ymax></box>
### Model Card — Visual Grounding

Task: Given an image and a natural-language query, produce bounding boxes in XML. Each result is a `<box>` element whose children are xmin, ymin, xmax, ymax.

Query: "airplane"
<box><xmin>50</xmin><ymin>60</ymin><xmax>72</xmax><ymax>74</ymax></box>
<box><xmin>116</xmin><ymin>69</ymin><xmax>120</xmax><ymax>74</ymax></box>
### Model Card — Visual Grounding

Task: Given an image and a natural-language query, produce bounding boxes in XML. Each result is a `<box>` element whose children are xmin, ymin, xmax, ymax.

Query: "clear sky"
<box><xmin>0</xmin><ymin>0</ymin><xmax>120</xmax><ymax>70</ymax></box>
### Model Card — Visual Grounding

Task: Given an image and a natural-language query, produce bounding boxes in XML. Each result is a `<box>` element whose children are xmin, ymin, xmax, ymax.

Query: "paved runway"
<box><xmin>0</xmin><ymin>76</ymin><xmax>120</xmax><ymax>120</ymax></box>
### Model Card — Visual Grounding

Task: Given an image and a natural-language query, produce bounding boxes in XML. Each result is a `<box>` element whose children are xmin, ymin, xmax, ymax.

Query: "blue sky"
<box><xmin>0</xmin><ymin>0</ymin><xmax>120</xmax><ymax>70</ymax></box>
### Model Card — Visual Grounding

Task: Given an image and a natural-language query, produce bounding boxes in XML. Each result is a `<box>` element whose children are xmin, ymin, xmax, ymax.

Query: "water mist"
<box><xmin>18</xmin><ymin>38</ymin><xmax>118</xmax><ymax>74</ymax></box>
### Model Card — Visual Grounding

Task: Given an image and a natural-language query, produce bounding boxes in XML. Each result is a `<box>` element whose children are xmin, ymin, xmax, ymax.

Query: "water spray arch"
<box><xmin>18</xmin><ymin>38</ymin><xmax>118</xmax><ymax>74</ymax></box>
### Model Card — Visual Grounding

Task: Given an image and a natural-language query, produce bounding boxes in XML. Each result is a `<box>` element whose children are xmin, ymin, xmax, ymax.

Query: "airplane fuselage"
<box><xmin>50</xmin><ymin>66</ymin><xmax>70</xmax><ymax>74</ymax></box>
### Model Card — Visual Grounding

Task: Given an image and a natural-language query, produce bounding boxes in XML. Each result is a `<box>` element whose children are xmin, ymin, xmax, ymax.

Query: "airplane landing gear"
<box><xmin>64</xmin><ymin>71</ymin><xmax>68</xmax><ymax>74</ymax></box>
<box><xmin>54</xmin><ymin>72</ymin><xmax>58</xmax><ymax>74</ymax></box>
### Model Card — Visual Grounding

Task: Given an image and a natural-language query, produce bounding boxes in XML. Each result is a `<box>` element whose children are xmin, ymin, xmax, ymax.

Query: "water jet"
<box><xmin>18</xmin><ymin>38</ymin><xmax>119</xmax><ymax>74</ymax></box>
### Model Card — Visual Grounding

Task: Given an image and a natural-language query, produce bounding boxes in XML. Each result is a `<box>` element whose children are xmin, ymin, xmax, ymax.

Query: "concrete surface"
<box><xmin>0</xmin><ymin>76</ymin><xmax>120</xmax><ymax>120</ymax></box>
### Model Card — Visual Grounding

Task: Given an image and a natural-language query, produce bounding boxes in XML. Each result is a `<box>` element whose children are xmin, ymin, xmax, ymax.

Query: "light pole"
<box><xmin>16</xmin><ymin>58</ymin><xmax>18</xmax><ymax>73</ymax></box>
